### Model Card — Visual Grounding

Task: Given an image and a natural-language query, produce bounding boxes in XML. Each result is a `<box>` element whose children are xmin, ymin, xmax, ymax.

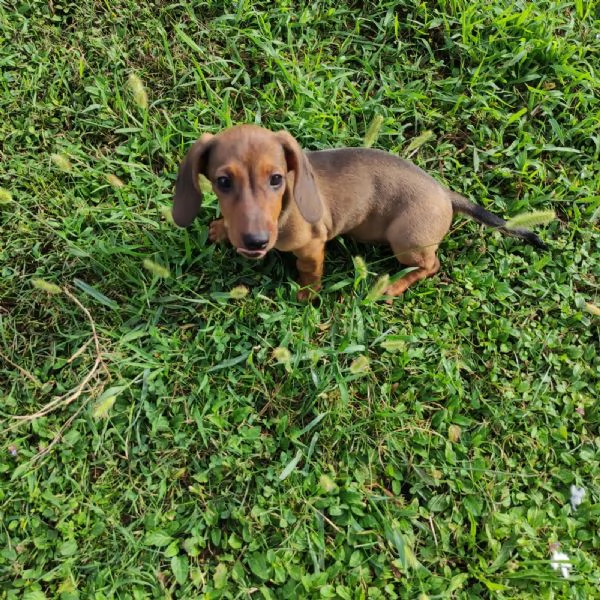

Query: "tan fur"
<box><xmin>173</xmin><ymin>124</ymin><xmax>544</xmax><ymax>300</ymax></box>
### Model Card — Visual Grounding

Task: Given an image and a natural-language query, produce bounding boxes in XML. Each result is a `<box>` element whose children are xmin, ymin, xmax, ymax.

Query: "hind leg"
<box><xmin>383</xmin><ymin>200</ymin><xmax>451</xmax><ymax>299</ymax></box>
<box><xmin>385</xmin><ymin>245</ymin><xmax>441</xmax><ymax>298</ymax></box>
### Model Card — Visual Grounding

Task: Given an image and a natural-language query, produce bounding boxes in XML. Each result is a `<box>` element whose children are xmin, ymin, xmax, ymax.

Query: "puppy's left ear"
<box><xmin>172</xmin><ymin>133</ymin><xmax>214</xmax><ymax>227</ymax></box>
<box><xmin>276</xmin><ymin>131</ymin><xmax>323</xmax><ymax>224</ymax></box>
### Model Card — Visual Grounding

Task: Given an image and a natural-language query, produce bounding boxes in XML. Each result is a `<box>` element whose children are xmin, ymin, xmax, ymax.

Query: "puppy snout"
<box><xmin>242</xmin><ymin>232</ymin><xmax>270</xmax><ymax>251</ymax></box>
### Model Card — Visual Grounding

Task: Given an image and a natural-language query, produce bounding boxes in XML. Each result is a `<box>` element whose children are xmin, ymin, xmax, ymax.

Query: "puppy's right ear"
<box><xmin>172</xmin><ymin>133</ymin><xmax>214</xmax><ymax>227</ymax></box>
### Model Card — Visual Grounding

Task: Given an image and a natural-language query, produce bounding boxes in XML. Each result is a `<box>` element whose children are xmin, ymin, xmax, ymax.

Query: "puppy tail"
<box><xmin>450</xmin><ymin>192</ymin><xmax>548</xmax><ymax>250</ymax></box>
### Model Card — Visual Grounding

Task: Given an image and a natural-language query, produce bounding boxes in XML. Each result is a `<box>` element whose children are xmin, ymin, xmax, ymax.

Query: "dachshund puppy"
<box><xmin>173</xmin><ymin>125</ymin><xmax>546</xmax><ymax>299</ymax></box>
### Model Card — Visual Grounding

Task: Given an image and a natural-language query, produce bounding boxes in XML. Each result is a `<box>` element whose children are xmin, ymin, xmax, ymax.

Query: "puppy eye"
<box><xmin>269</xmin><ymin>174</ymin><xmax>283</xmax><ymax>188</ymax></box>
<box><xmin>216</xmin><ymin>176</ymin><xmax>232</xmax><ymax>191</ymax></box>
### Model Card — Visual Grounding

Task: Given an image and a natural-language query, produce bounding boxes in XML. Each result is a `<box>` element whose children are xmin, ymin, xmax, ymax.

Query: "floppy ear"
<box><xmin>172</xmin><ymin>133</ymin><xmax>214</xmax><ymax>227</ymax></box>
<box><xmin>276</xmin><ymin>131</ymin><xmax>323</xmax><ymax>224</ymax></box>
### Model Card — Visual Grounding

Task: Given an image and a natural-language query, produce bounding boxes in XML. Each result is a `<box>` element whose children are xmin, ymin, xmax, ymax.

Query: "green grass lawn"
<box><xmin>1</xmin><ymin>0</ymin><xmax>599</xmax><ymax>597</ymax></box>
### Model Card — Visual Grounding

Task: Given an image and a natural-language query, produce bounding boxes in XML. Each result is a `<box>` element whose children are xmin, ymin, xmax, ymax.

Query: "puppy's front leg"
<box><xmin>293</xmin><ymin>239</ymin><xmax>326</xmax><ymax>301</ymax></box>
<box><xmin>209</xmin><ymin>219</ymin><xmax>229</xmax><ymax>243</ymax></box>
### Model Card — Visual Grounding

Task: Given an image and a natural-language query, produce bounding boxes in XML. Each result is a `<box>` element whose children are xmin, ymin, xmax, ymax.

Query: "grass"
<box><xmin>0</xmin><ymin>0</ymin><xmax>598</xmax><ymax>597</ymax></box>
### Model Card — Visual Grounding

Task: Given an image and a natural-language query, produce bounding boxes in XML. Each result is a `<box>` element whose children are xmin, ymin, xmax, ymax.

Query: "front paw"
<box><xmin>209</xmin><ymin>219</ymin><xmax>228</xmax><ymax>243</ymax></box>
<box><xmin>297</xmin><ymin>283</ymin><xmax>321</xmax><ymax>303</ymax></box>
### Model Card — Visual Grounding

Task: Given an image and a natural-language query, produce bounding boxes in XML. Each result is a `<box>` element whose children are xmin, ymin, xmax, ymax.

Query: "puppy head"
<box><xmin>173</xmin><ymin>125</ymin><xmax>322</xmax><ymax>258</ymax></box>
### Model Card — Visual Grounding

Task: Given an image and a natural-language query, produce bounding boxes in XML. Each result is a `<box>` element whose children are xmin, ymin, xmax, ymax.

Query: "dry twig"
<box><xmin>3</xmin><ymin>287</ymin><xmax>109</xmax><ymax>459</ymax></box>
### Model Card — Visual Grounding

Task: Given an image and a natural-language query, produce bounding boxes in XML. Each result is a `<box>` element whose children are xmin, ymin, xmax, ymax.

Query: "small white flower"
<box><xmin>570</xmin><ymin>485</ymin><xmax>585</xmax><ymax>510</ymax></box>
<box><xmin>551</xmin><ymin>551</ymin><xmax>572</xmax><ymax>579</ymax></box>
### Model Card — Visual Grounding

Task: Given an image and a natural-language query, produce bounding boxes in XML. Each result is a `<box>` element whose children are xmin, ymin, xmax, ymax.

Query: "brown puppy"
<box><xmin>173</xmin><ymin>125</ymin><xmax>546</xmax><ymax>299</ymax></box>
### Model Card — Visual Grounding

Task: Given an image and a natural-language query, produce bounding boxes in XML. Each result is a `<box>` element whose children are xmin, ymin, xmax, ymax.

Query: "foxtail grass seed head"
<box><xmin>50</xmin><ymin>153</ymin><xmax>73</xmax><ymax>172</ymax></box>
<box><xmin>198</xmin><ymin>174</ymin><xmax>213</xmax><ymax>194</ymax></box>
<box><xmin>143</xmin><ymin>259</ymin><xmax>170</xmax><ymax>278</ymax></box>
<box><xmin>229</xmin><ymin>285</ymin><xmax>249</xmax><ymax>299</ymax></box>
<box><xmin>405</xmin><ymin>130</ymin><xmax>434</xmax><ymax>155</ymax></box>
<box><xmin>0</xmin><ymin>188</ymin><xmax>12</xmax><ymax>204</ymax></box>
<box><xmin>31</xmin><ymin>279</ymin><xmax>62</xmax><ymax>294</ymax></box>
<box><xmin>128</xmin><ymin>73</ymin><xmax>148</xmax><ymax>109</ymax></box>
<box><xmin>364</xmin><ymin>114</ymin><xmax>384</xmax><ymax>148</ymax></box>
<box><xmin>159</xmin><ymin>206</ymin><xmax>175</xmax><ymax>225</ymax></box>
<box><xmin>106</xmin><ymin>174</ymin><xmax>125</xmax><ymax>188</ymax></box>
<box><xmin>448</xmin><ymin>424</ymin><xmax>461</xmax><ymax>443</ymax></box>
<box><xmin>349</xmin><ymin>355</ymin><xmax>369</xmax><ymax>374</ymax></box>
<box><xmin>92</xmin><ymin>395</ymin><xmax>117</xmax><ymax>419</ymax></box>
<box><xmin>505</xmin><ymin>210</ymin><xmax>556</xmax><ymax>230</ymax></box>
<box><xmin>584</xmin><ymin>302</ymin><xmax>600</xmax><ymax>316</ymax></box>
<box><xmin>366</xmin><ymin>274</ymin><xmax>390</xmax><ymax>302</ymax></box>
<box><xmin>431</xmin><ymin>468</ymin><xmax>442</xmax><ymax>480</ymax></box>
<box><xmin>272</xmin><ymin>347</ymin><xmax>292</xmax><ymax>365</ymax></box>
<box><xmin>307</xmin><ymin>349</ymin><xmax>321</xmax><ymax>364</ymax></box>
<box><xmin>380</xmin><ymin>337</ymin><xmax>406</xmax><ymax>353</ymax></box>
<box><xmin>353</xmin><ymin>256</ymin><xmax>368</xmax><ymax>282</ymax></box>
<box><xmin>318</xmin><ymin>474</ymin><xmax>338</xmax><ymax>494</ymax></box>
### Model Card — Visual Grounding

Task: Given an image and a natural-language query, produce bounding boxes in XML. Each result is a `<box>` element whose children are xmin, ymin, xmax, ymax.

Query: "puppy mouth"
<box><xmin>236</xmin><ymin>248</ymin><xmax>268</xmax><ymax>259</ymax></box>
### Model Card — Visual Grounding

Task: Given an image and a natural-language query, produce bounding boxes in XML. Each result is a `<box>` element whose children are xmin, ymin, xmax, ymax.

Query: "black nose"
<box><xmin>242</xmin><ymin>232</ymin><xmax>269</xmax><ymax>251</ymax></box>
